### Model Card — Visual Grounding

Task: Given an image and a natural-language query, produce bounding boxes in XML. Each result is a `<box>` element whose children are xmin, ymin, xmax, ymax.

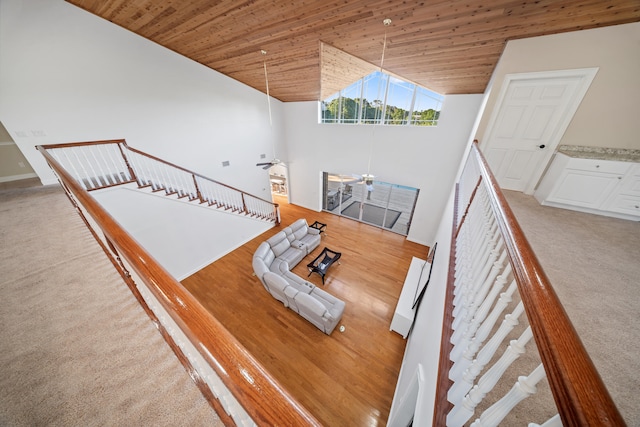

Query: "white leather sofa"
<box><xmin>253</xmin><ymin>219</ymin><xmax>345</xmax><ymax>335</ymax></box>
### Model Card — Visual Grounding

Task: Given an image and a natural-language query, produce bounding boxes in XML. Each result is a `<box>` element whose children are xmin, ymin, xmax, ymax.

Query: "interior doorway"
<box><xmin>268</xmin><ymin>163</ymin><xmax>289</xmax><ymax>203</ymax></box>
<box><xmin>322</xmin><ymin>172</ymin><xmax>419</xmax><ymax>236</ymax></box>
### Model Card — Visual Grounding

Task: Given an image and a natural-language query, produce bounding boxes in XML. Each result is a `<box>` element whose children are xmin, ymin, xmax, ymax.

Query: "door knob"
<box><xmin>538</xmin><ymin>144</ymin><xmax>546</xmax><ymax>149</ymax></box>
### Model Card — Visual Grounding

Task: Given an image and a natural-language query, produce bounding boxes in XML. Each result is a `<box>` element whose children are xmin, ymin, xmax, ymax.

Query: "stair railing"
<box><xmin>37</xmin><ymin>142</ymin><xmax>319</xmax><ymax>426</ymax></box>
<box><xmin>40</xmin><ymin>139</ymin><xmax>279</xmax><ymax>224</ymax></box>
<box><xmin>432</xmin><ymin>141</ymin><xmax>626</xmax><ymax>426</ymax></box>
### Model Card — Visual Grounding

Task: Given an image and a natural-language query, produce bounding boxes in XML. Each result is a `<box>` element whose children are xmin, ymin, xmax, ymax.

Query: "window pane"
<box><xmin>339</xmin><ymin>80</ymin><xmax>362</xmax><ymax>123</ymax></box>
<box><xmin>322</xmin><ymin>172</ymin><xmax>419</xmax><ymax>236</ymax></box>
<box><xmin>411</xmin><ymin>87</ymin><xmax>443</xmax><ymax>126</ymax></box>
<box><xmin>361</xmin><ymin>71</ymin><xmax>387</xmax><ymax>124</ymax></box>
<box><xmin>385</xmin><ymin>77</ymin><xmax>414</xmax><ymax>125</ymax></box>
<box><xmin>321</xmin><ymin>93</ymin><xmax>339</xmax><ymax>123</ymax></box>
<box><xmin>387</xmin><ymin>184</ymin><xmax>419</xmax><ymax>235</ymax></box>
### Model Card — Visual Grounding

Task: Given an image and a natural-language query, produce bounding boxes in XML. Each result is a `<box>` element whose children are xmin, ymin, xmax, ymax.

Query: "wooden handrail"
<box><xmin>432</xmin><ymin>183</ymin><xmax>460</xmax><ymax>427</ymax></box>
<box><xmin>122</xmin><ymin>141</ymin><xmax>277</xmax><ymax>207</ymax></box>
<box><xmin>469</xmin><ymin>142</ymin><xmax>625</xmax><ymax>426</ymax></box>
<box><xmin>37</xmin><ymin>144</ymin><xmax>321</xmax><ymax>426</ymax></box>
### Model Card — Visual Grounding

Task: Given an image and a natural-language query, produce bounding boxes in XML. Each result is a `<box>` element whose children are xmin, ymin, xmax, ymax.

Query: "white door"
<box><xmin>482</xmin><ymin>68</ymin><xmax>598</xmax><ymax>193</ymax></box>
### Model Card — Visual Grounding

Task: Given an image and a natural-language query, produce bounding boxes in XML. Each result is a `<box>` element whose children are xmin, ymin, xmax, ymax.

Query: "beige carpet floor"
<box><xmin>0</xmin><ymin>185</ymin><xmax>222</xmax><ymax>426</ymax></box>
<box><xmin>504</xmin><ymin>190</ymin><xmax>640</xmax><ymax>426</ymax></box>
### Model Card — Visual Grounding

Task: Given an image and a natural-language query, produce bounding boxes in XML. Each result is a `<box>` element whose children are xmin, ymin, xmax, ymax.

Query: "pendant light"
<box><xmin>363</xmin><ymin>18</ymin><xmax>392</xmax><ymax>186</ymax></box>
<box><xmin>256</xmin><ymin>49</ymin><xmax>281</xmax><ymax>169</ymax></box>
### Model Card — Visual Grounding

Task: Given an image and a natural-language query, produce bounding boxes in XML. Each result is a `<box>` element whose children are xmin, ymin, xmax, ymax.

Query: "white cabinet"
<box><xmin>535</xmin><ymin>153</ymin><xmax>640</xmax><ymax>220</ymax></box>
<box><xmin>603</xmin><ymin>165</ymin><xmax>640</xmax><ymax>216</ymax></box>
<box><xmin>390</xmin><ymin>257</ymin><xmax>426</xmax><ymax>339</ymax></box>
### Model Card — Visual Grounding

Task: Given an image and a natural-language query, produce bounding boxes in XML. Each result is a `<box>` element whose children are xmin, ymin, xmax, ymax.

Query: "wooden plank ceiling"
<box><xmin>67</xmin><ymin>0</ymin><xmax>640</xmax><ymax>102</ymax></box>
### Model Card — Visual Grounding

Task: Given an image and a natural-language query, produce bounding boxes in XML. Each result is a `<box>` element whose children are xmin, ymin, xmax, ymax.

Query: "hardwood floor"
<box><xmin>182</xmin><ymin>195</ymin><xmax>428</xmax><ymax>426</ymax></box>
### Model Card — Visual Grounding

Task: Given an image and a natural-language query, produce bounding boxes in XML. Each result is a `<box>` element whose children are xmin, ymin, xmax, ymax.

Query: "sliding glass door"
<box><xmin>322</xmin><ymin>172</ymin><xmax>419</xmax><ymax>236</ymax></box>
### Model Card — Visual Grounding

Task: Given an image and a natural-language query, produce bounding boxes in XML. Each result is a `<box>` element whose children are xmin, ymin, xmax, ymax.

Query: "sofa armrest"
<box><xmin>307</xmin><ymin>227</ymin><xmax>320</xmax><ymax>236</ymax></box>
<box><xmin>270</xmin><ymin>258</ymin><xmax>291</xmax><ymax>275</ymax></box>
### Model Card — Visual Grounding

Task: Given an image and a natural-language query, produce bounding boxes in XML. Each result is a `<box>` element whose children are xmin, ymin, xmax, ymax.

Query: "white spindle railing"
<box><xmin>470</xmin><ymin>363</ymin><xmax>547</xmax><ymax>427</ymax></box>
<box><xmin>49</xmin><ymin>141</ymin><xmax>133</xmax><ymax>190</ymax></box>
<box><xmin>196</xmin><ymin>175</ymin><xmax>244</xmax><ymax>211</ymax></box>
<box><xmin>447</xmin><ymin>171</ymin><xmax>548</xmax><ymax>425</ymax></box>
<box><xmin>434</xmin><ymin>142</ymin><xmax>626</xmax><ymax>426</ymax></box>
<box><xmin>42</xmin><ymin>140</ymin><xmax>279</xmax><ymax>224</ymax></box>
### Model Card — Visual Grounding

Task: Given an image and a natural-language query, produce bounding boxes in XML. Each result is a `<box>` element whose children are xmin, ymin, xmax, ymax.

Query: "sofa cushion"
<box><xmin>252</xmin><ymin>242</ymin><xmax>275</xmax><ymax>287</ymax></box>
<box><xmin>282</xmin><ymin>271</ymin><xmax>314</xmax><ymax>294</ymax></box>
<box><xmin>294</xmin><ymin>292</ymin><xmax>328</xmax><ymax>317</ymax></box>
<box><xmin>267</xmin><ymin>231</ymin><xmax>291</xmax><ymax>257</ymax></box>
<box><xmin>286</xmin><ymin>219</ymin><xmax>321</xmax><ymax>255</ymax></box>
<box><xmin>266</xmin><ymin>230</ymin><xmax>305</xmax><ymax>266</ymax></box>
<box><xmin>263</xmin><ymin>272</ymin><xmax>290</xmax><ymax>306</ymax></box>
<box><xmin>312</xmin><ymin>287</ymin><xmax>346</xmax><ymax>320</ymax></box>
<box><xmin>290</xmin><ymin>219</ymin><xmax>309</xmax><ymax>241</ymax></box>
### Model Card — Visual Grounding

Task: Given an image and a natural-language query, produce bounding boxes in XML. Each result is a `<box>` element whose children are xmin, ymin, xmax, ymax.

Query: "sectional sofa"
<box><xmin>252</xmin><ymin>219</ymin><xmax>345</xmax><ymax>335</ymax></box>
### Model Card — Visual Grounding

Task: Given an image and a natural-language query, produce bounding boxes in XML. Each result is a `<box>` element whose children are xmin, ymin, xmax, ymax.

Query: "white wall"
<box><xmin>387</xmin><ymin>187</ymin><xmax>455</xmax><ymax>426</ymax></box>
<box><xmin>476</xmin><ymin>22</ymin><xmax>640</xmax><ymax>150</ymax></box>
<box><xmin>283</xmin><ymin>96</ymin><xmax>483</xmax><ymax>245</ymax></box>
<box><xmin>0</xmin><ymin>0</ymin><xmax>282</xmax><ymax>199</ymax></box>
<box><xmin>92</xmin><ymin>187</ymin><xmax>272</xmax><ymax>281</ymax></box>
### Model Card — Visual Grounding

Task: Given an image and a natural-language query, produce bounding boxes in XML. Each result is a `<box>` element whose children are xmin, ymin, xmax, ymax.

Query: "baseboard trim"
<box><xmin>0</xmin><ymin>173</ymin><xmax>38</xmax><ymax>183</ymax></box>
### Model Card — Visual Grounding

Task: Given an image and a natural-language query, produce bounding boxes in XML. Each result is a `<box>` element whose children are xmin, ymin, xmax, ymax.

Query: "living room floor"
<box><xmin>182</xmin><ymin>196</ymin><xmax>428</xmax><ymax>426</ymax></box>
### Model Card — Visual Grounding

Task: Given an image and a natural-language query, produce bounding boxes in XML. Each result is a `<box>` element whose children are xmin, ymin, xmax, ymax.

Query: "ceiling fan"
<box><xmin>256</xmin><ymin>158</ymin><xmax>282</xmax><ymax>169</ymax></box>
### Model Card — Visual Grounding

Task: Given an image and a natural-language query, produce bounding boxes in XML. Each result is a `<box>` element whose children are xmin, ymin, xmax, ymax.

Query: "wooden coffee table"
<box><xmin>307</xmin><ymin>247</ymin><xmax>341</xmax><ymax>284</ymax></box>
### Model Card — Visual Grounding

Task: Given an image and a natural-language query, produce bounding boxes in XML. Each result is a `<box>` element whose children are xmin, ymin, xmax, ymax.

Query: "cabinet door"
<box><xmin>547</xmin><ymin>170</ymin><xmax>622</xmax><ymax>209</ymax></box>
<box><xmin>605</xmin><ymin>193</ymin><xmax>640</xmax><ymax>217</ymax></box>
<box><xmin>618</xmin><ymin>165</ymin><xmax>640</xmax><ymax>197</ymax></box>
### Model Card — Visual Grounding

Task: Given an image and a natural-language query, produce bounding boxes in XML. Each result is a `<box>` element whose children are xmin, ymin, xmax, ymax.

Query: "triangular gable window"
<box><xmin>320</xmin><ymin>70</ymin><xmax>443</xmax><ymax>126</ymax></box>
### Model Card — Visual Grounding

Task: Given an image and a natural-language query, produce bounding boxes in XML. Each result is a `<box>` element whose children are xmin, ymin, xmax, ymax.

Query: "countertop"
<box><xmin>557</xmin><ymin>145</ymin><xmax>640</xmax><ymax>163</ymax></box>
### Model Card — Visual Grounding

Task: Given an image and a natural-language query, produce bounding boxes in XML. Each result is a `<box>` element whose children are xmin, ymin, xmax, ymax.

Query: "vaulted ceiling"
<box><xmin>67</xmin><ymin>0</ymin><xmax>640</xmax><ymax>102</ymax></box>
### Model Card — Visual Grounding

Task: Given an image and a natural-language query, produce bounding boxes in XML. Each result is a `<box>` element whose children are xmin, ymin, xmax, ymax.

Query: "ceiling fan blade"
<box><xmin>262</xmin><ymin>164</ymin><xmax>272</xmax><ymax>170</ymax></box>
<box><xmin>256</xmin><ymin>162</ymin><xmax>272</xmax><ymax>166</ymax></box>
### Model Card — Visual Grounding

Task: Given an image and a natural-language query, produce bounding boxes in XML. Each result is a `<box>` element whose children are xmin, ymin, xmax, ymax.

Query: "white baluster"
<box><xmin>470</xmin><ymin>363</ymin><xmax>547</xmax><ymax>427</ymax></box>
<box><xmin>449</xmin><ymin>325</ymin><xmax>534</xmax><ymax>414</ymax></box>
<box><xmin>80</xmin><ymin>146</ymin><xmax>103</xmax><ymax>188</ymax></box>
<box><xmin>71</xmin><ymin>148</ymin><xmax>96</xmax><ymax>189</ymax></box>
<box><xmin>528</xmin><ymin>413</ymin><xmax>562</xmax><ymax>427</ymax></box>
<box><xmin>86</xmin><ymin>145</ymin><xmax>111</xmax><ymax>187</ymax></box>
<box><xmin>449</xmin><ymin>258</ymin><xmax>511</xmax><ymax>376</ymax></box>
<box><xmin>452</xmin><ymin>227</ymin><xmax>500</xmax><ymax>332</ymax></box>
<box><xmin>451</xmin><ymin>247</ymin><xmax>507</xmax><ymax>349</ymax></box>
<box><xmin>101</xmin><ymin>144</ymin><xmax>124</xmax><ymax>183</ymax></box>
<box><xmin>149</xmin><ymin>157</ymin><xmax>164</xmax><ymax>191</ymax></box>
<box><xmin>450</xmin><ymin>300</ymin><xmax>524</xmax><ymax>384</ymax></box>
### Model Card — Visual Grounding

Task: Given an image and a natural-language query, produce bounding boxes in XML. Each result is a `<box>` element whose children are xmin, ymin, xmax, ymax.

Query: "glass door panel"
<box><xmin>322</xmin><ymin>172</ymin><xmax>419</xmax><ymax>236</ymax></box>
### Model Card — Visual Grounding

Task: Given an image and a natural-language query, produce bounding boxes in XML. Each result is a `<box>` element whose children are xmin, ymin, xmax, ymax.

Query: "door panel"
<box><xmin>482</xmin><ymin>69</ymin><xmax>598</xmax><ymax>193</ymax></box>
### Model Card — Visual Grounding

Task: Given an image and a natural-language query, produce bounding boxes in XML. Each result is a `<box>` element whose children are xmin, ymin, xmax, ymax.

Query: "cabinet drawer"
<box><xmin>566</xmin><ymin>157</ymin><xmax>631</xmax><ymax>174</ymax></box>
<box><xmin>605</xmin><ymin>194</ymin><xmax>640</xmax><ymax>217</ymax></box>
